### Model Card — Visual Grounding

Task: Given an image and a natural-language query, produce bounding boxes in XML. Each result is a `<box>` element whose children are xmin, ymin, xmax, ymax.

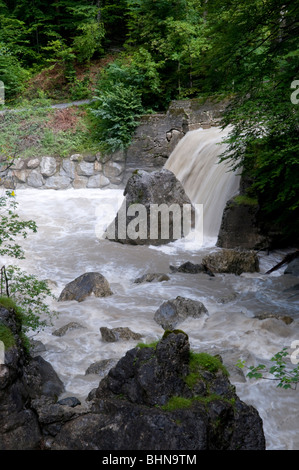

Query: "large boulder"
<box><xmin>202</xmin><ymin>249</ymin><xmax>259</xmax><ymax>275</ymax></box>
<box><xmin>105</xmin><ymin>169</ymin><xmax>195</xmax><ymax>245</ymax></box>
<box><xmin>51</xmin><ymin>331</ymin><xmax>266</xmax><ymax>450</ymax></box>
<box><xmin>58</xmin><ymin>272</ymin><xmax>113</xmax><ymax>302</ymax></box>
<box><xmin>216</xmin><ymin>196</ymin><xmax>268</xmax><ymax>250</ymax></box>
<box><xmin>0</xmin><ymin>302</ymin><xmax>266</xmax><ymax>450</ymax></box>
<box><xmin>0</xmin><ymin>303</ymin><xmax>63</xmax><ymax>450</ymax></box>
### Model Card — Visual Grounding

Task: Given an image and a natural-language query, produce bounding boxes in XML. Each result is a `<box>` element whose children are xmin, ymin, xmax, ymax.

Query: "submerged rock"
<box><xmin>170</xmin><ymin>261</ymin><xmax>215</xmax><ymax>276</ymax></box>
<box><xmin>154</xmin><ymin>296</ymin><xmax>208</xmax><ymax>330</ymax></box>
<box><xmin>52</xmin><ymin>322</ymin><xmax>85</xmax><ymax>337</ymax></box>
<box><xmin>134</xmin><ymin>273</ymin><xmax>170</xmax><ymax>283</ymax></box>
<box><xmin>58</xmin><ymin>272</ymin><xmax>113</xmax><ymax>302</ymax></box>
<box><xmin>100</xmin><ymin>326</ymin><xmax>143</xmax><ymax>343</ymax></box>
<box><xmin>85</xmin><ymin>359</ymin><xmax>117</xmax><ymax>376</ymax></box>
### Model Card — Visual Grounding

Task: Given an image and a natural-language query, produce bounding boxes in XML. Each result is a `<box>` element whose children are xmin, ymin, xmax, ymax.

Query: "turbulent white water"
<box><xmin>1</xmin><ymin>129</ymin><xmax>298</xmax><ymax>450</ymax></box>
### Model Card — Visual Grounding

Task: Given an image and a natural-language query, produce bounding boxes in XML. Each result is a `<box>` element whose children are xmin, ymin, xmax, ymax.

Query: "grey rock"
<box><xmin>52</xmin><ymin>322</ymin><xmax>85</xmax><ymax>337</ymax></box>
<box><xmin>87</xmin><ymin>174</ymin><xmax>110</xmax><ymax>188</ymax></box>
<box><xmin>134</xmin><ymin>273</ymin><xmax>170</xmax><ymax>283</ymax></box>
<box><xmin>103</xmin><ymin>161</ymin><xmax>125</xmax><ymax>184</ymax></box>
<box><xmin>170</xmin><ymin>261</ymin><xmax>214</xmax><ymax>276</ymax></box>
<box><xmin>40</xmin><ymin>157</ymin><xmax>57</xmax><ymax>177</ymax></box>
<box><xmin>13</xmin><ymin>169</ymin><xmax>29</xmax><ymax>183</ymax></box>
<box><xmin>254</xmin><ymin>312</ymin><xmax>293</xmax><ymax>324</ymax></box>
<box><xmin>154</xmin><ymin>296</ymin><xmax>208</xmax><ymax>330</ymax></box>
<box><xmin>51</xmin><ymin>331</ymin><xmax>265</xmax><ymax>450</ymax></box>
<box><xmin>202</xmin><ymin>249</ymin><xmax>259</xmax><ymax>275</ymax></box>
<box><xmin>85</xmin><ymin>359</ymin><xmax>117</xmax><ymax>376</ymax></box>
<box><xmin>27</xmin><ymin>170</ymin><xmax>44</xmax><ymax>188</ymax></box>
<box><xmin>72</xmin><ymin>175</ymin><xmax>88</xmax><ymax>189</ymax></box>
<box><xmin>44</xmin><ymin>175</ymin><xmax>71</xmax><ymax>190</ymax></box>
<box><xmin>23</xmin><ymin>355</ymin><xmax>65</xmax><ymax>399</ymax></box>
<box><xmin>61</xmin><ymin>159</ymin><xmax>76</xmax><ymax>179</ymax></box>
<box><xmin>57</xmin><ymin>397</ymin><xmax>81</xmax><ymax>407</ymax></box>
<box><xmin>217</xmin><ymin>194</ymin><xmax>268</xmax><ymax>250</ymax></box>
<box><xmin>77</xmin><ymin>161</ymin><xmax>94</xmax><ymax>176</ymax></box>
<box><xmin>100</xmin><ymin>326</ymin><xmax>142</xmax><ymax>343</ymax></box>
<box><xmin>58</xmin><ymin>272</ymin><xmax>113</xmax><ymax>303</ymax></box>
<box><xmin>106</xmin><ymin>168</ymin><xmax>195</xmax><ymax>245</ymax></box>
<box><xmin>26</xmin><ymin>158</ymin><xmax>40</xmax><ymax>169</ymax></box>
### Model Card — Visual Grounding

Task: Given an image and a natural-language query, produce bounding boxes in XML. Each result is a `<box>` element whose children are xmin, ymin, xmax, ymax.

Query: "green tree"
<box><xmin>0</xmin><ymin>190</ymin><xmax>37</xmax><ymax>259</ymax></box>
<box><xmin>92</xmin><ymin>79</ymin><xmax>144</xmax><ymax>153</ymax></box>
<box><xmin>201</xmin><ymin>0</ymin><xmax>299</xmax><ymax>245</ymax></box>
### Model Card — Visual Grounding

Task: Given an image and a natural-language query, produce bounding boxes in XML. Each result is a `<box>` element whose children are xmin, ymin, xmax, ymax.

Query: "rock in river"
<box><xmin>58</xmin><ymin>272</ymin><xmax>113</xmax><ymax>302</ymax></box>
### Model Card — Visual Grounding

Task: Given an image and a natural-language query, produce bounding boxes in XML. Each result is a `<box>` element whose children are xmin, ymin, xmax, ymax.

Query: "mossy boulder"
<box><xmin>51</xmin><ymin>331</ymin><xmax>266</xmax><ymax>450</ymax></box>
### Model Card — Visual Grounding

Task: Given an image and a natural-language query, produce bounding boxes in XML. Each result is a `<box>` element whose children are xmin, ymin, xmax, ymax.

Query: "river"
<box><xmin>1</xmin><ymin>186</ymin><xmax>298</xmax><ymax>450</ymax></box>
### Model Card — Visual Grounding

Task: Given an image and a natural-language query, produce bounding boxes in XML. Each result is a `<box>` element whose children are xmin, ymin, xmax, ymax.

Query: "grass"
<box><xmin>137</xmin><ymin>340</ymin><xmax>159</xmax><ymax>349</ymax></box>
<box><xmin>233</xmin><ymin>195</ymin><xmax>258</xmax><ymax>206</ymax></box>
<box><xmin>161</xmin><ymin>394</ymin><xmax>235</xmax><ymax>412</ymax></box>
<box><xmin>184</xmin><ymin>351</ymin><xmax>229</xmax><ymax>389</ymax></box>
<box><xmin>0</xmin><ymin>102</ymin><xmax>99</xmax><ymax>159</ymax></box>
<box><xmin>0</xmin><ymin>322</ymin><xmax>15</xmax><ymax>349</ymax></box>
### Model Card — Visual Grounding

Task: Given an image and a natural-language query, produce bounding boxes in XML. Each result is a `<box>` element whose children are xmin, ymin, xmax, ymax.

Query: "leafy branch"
<box><xmin>237</xmin><ymin>348</ymin><xmax>299</xmax><ymax>390</ymax></box>
<box><xmin>0</xmin><ymin>190</ymin><xmax>37</xmax><ymax>259</ymax></box>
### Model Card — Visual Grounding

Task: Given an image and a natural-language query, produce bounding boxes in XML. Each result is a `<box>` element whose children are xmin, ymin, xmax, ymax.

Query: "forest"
<box><xmin>0</xmin><ymin>0</ymin><xmax>298</xmax><ymax>244</ymax></box>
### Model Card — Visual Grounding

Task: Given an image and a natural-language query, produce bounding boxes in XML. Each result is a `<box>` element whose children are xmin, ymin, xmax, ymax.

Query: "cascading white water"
<box><xmin>0</xmin><ymin>128</ymin><xmax>298</xmax><ymax>450</ymax></box>
<box><xmin>165</xmin><ymin>127</ymin><xmax>240</xmax><ymax>242</ymax></box>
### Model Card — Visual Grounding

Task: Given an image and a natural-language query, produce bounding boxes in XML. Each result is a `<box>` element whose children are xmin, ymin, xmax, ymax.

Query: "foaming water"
<box><xmin>1</xmin><ymin>185</ymin><xmax>299</xmax><ymax>450</ymax></box>
<box><xmin>165</xmin><ymin>127</ymin><xmax>241</xmax><ymax>240</ymax></box>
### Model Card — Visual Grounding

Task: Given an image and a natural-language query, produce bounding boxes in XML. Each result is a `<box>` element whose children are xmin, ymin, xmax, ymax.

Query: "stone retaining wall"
<box><xmin>1</xmin><ymin>98</ymin><xmax>228</xmax><ymax>190</ymax></box>
<box><xmin>5</xmin><ymin>150</ymin><xmax>126</xmax><ymax>190</ymax></box>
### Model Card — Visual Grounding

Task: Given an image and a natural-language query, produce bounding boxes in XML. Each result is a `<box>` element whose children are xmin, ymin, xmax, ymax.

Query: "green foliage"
<box><xmin>0</xmin><ymin>0</ymin><xmax>297</xmax><ymax>241</ymax></box>
<box><xmin>233</xmin><ymin>195</ymin><xmax>258</xmax><ymax>207</ymax></box>
<box><xmin>206</xmin><ymin>0</ymin><xmax>299</xmax><ymax>244</ymax></box>
<box><xmin>237</xmin><ymin>348</ymin><xmax>299</xmax><ymax>390</ymax></box>
<box><xmin>189</xmin><ymin>351</ymin><xmax>229</xmax><ymax>375</ymax></box>
<box><xmin>0</xmin><ymin>47</ymin><xmax>31</xmax><ymax>101</ymax></box>
<box><xmin>0</xmin><ymin>187</ymin><xmax>56</xmax><ymax>334</ymax></box>
<box><xmin>1</xmin><ymin>266</ymin><xmax>57</xmax><ymax>333</ymax></box>
<box><xmin>0</xmin><ymin>103</ymin><xmax>95</xmax><ymax>158</ymax></box>
<box><xmin>72</xmin><ymin>21</ymin><xmax>105</xmax><ymax>63</ymax></box>
<box><xmin>137</xmin><ymin>340</ymin><xmax>159</xmax><ymax>349</ymax></box>
<box><xmin>92</xmin><ymin>65</ymin><xmax>145</xmax><ymax>153</ymax></box>
<box><xmin>0</xmin><ymin>190</ymin><xmax>37</xmax><ymax>259</ymax></box>
<box><xmin>0</xmin><ymin>321</ymin><xmax>15</xmax><ymax>349</ymax></box>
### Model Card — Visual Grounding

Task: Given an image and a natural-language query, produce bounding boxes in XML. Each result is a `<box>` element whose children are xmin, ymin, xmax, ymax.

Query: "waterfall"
<box><xmin>164</xmin><ymin>127</ymin><xmax>240</xmax><ymax>242</ymax></box>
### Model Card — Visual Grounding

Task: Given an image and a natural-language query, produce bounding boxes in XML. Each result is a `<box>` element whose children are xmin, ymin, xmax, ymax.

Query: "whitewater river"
<box><xmin>1</xmin><ymin>187</ymin><xmax>298</xmax><ymax>451</ymax></box>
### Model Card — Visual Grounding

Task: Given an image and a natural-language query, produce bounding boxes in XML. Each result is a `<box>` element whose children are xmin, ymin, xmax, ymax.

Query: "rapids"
<box><xmin>0</xmin><ymin>128</ymin><xmax>298</xmax><ymax>450</ymax></box>
<box><xmin>0</xmin><ymin>187</ymin><xmax>297</xmax><ymax>450</ymax></box>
